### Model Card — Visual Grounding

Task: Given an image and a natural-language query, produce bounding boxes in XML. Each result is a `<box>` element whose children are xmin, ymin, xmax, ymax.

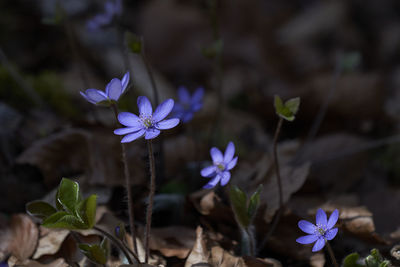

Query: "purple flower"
<box><xmin>172</xmin><ymin>86</ymin><xmax>204</xmax><ymax>123</ymax></box>
<box><xmin>114</xmin><ymin>96</ymin><xmax>180</xmax><ymax>143</ymax></box>
<box><xmin>201</xmin><ymin>142</ymin><xmax>238</xmax><ymax>189</ymax></box>
<box><xmin>80</xmin><ymin>71</ymin><xmax>129</xmax><ymax>105</ymax></box>
<box><xmin>86</xmin><ymin>0</ymin><xmax>122</xmax><ymax>31</ymax></box>
<box><xmin>296</xmin><ymin>209</ymin><xmax>339</xmax><ymax>252</ymax></box>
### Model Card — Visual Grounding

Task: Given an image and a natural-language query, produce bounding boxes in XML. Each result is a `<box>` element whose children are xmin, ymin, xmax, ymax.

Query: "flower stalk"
<box><xmin>145</xmin><ymin>140</ymin><xmax>157</xmax><ymax>263</ymax></box>
<box><xmin>325</xmin><ymin>242</ymin><xmax>339</xmax><ymax>267</ymax></box>
<box><xmin>111</xmin><ymin>104</ymin><xmax>138</xmax><ymax>255</ymax></box>
<box><xmin>93</xmin><ymin>226</ymin><xmax>139</xmax><ymax>264</ymax></box>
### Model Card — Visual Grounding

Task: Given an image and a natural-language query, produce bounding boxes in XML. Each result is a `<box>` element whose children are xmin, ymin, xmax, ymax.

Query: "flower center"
<box><xmin>140</xmin><ymin>114</ymin><xmax>153</xmax><ymax>129</ymax></box>
<box><xmin>315</xmin><ymin>224</ymin><xmax>326</xmax><ymax>237</ymax></box>
<box><xmin>216</xmin><ymin>163</ymin><xmax>225</xmax><ymax>171</ymax></box>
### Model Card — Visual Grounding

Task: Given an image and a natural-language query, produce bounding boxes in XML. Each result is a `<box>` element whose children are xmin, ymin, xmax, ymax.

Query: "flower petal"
<box><xmin>296</xmin><ymin>234</ymin><xmax>318</xmax><ymax>244</ymax></box>
<box><xmin>210</xmin><ymin>147</ymin><xmax>223</xmax><ymax>163</ymax></box>
<box><xmin>137</xmin><ymin>96</ymin><xmax>152</xmax><ymax>116</ymax></box>
<box><xmin>106</xmin><ymin>78</ymin><xmax>122</xmax><ymax>101</ymax></box>
<box><xmin>153</xmin><ymin>99</ymin><xmax>174</xmax><ymax>122</ymax></box>
<box><xmin>144</xmin><ymin>128</ymin><xmax>161</xmax><ymax>140</ymax></box>
<box><xmin>312</xmin><ymin>238</ymin><xmax>326</xmax><ymax>252</ymax></box>
<box><xmin>327</xmin><ymin>209</ymin><xmax>339</xmax><ymax>229</ymax></box>
<box><xmin>121</xmin><ymin>129</ymin><xmax>145</xmax><ymax>143</ymax></box>
<box><xmin>223</xmin><ymin>142</ymin><xmax>235</xmax><ymax>163</ymax></box>
<box><xmin>85</xmin><ymin>89</ymin><xmax>108</xmax><ymax>103</ymax></box>
<box><xmin>80</xmin><ymin>91</ymin><xmax>96</xmax><ymax>104</ymax></box>
<box><xmin>191</xmin><ymin>87</ymin><xmax>204</xmax><ymax>104</ymax></box>
<box><xmin>325</xmin><ymin>228</ymin><xmax>338</xmax><ymax>241</ymax></box>
<box><xmin>316</xmin><ymin>209</ymin><xmax>328</xmax><ymax>227</ymax></box>
<box><xmin>201</xmin><ymin>165</ymin><xmax>217</xmax><ymax>177</ymax></box>
<box><xmin>118</xmin><ymin>112</ymin><xmax>141</xmax><ymax>127</ymax></box>
<box><xmin>178</xmin><ymin>86</ymin><xmax>191</xmax><ymax>103</ymax></box>
<box><xmin>298</xmin><ymin>220</ymin><xmax>316</xmax><ymax>234</ymax></box>
<box><xmin>155</xmin><ymin>118</ymin><xmax>180</xmax><ymax>130</ymax></box>
<box><xmin>203</xmin><ymin>175</ymin><xmax>220</xmax><ymax>189</ymax></box>
<box><xmin>121</xmin><ymin>71</ymin><xmax>130</xmax><ymax>93</ymax></box>
<box><xmin>114</xmin><ymin>126</ymin><xmax>142</xmax><ymax>135</ymax></box>
<box><xmin>226</xmin><ymin>157</ymin><xmax>238</xmax><ymax>170</ymax></box>
<box><xmin>220</xmin><ymin>171</ymin><xmax>231</xmax><ymax>186</ymax></box>
<box><xmin>192</xmin><ymin>102</ymin><xmax>203</xmax><ymax>112</ymax></box>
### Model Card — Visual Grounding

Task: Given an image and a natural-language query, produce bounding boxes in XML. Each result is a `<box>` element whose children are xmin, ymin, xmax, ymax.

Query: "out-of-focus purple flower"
<box><xmin>172</xmin><ymin>86</ymin><xmax>204</xmax><ymax>123</ymax></box>
<box><xmin>201</xmin><ymin>142</ymin><xmax>238</xmax><ymax>189</ymax></box>
<box><xmin>114</xmin><ymin>96</ymin><xmax>180</xmax><ymax>142</ymax></box>
<box><xmin>296</xmin><ymin>209</ymin><xmax>339</xmax><ymax>252</ymax></box>
<box><xmin>80</xmin><ymin>71</ymin><xmax>129</xmax><ymax>105</ymax></box>
<box><xmin>86</xmin><ymin>0</ymin><xmax>122</xmax><ymax>31</ymax></box>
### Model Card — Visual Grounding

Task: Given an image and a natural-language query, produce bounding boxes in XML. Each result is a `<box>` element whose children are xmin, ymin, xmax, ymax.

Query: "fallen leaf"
<box><xmin>8</xmin><ymin>255</ymin><xmax>68</xmax><ymax>267</ymax></box>
<box><xmin>9</xmin><ymin>214</ymin><xmax>39</xmax><ymax>261</ymax></box>
<box><xmin>149</xmin><ymin>226</ymin><xmax>196</xmax><ymax>259</ymax></box>
<box><xmin>33</xmin><ymin>228</ymin><xmax>69</xmax><ymax>259</ymax></box>
<box><xmin>185</xmin><ymin>227</ymin><xmax>209</xmax><ymax>267</ymax></box>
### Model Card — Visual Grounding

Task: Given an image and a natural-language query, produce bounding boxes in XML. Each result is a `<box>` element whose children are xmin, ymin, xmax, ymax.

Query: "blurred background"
<box><xmin>2</xmin><ymin>0</ymin><xmax>400</xmax><ymax>266</ymax></box>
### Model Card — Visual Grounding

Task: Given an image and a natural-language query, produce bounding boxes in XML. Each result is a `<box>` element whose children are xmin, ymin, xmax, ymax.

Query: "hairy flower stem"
<box><xmin>93</xmin><ymin>226</ymin><xmax>139</xmax><ymax>264</ymax></box>
<box><xmin>325</xmin><ymin>241</ymin><xmax>339</xmax><ymax>267</ymax></box>
<box><xmin>111</xmin><ymin>104</ymin><xmax>138</xmax><ymax>256</ymax></box>
<box><xmin>145</xmin><ymin>140</ymin><xmax>156</xmax><ymax>263</ymax></box>
<box><xmin>257</xmin><ymin>117</ymin><xmax>284</xmax><ymax>253</ymax></box>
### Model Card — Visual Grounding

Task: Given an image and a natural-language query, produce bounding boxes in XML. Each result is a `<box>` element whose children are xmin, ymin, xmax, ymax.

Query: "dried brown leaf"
<box><xmin>149</xmin><ymin>226</ymin><xmax>196</xmax><ymax>259</ymax></box>
<box><xmin>8</xmin><ymin>255</ymin><xmax>68</xmax><ymax>267</ymax></box>
<box><xmin>9</xmin><ymin>214</ymin><xmax>39</xmax><ymax>261</ymax></box>
<box><xmin>185</xmin><ymin>227</ymin><xmax>209</xmax><ymax>267</ymax></box>
<box><xmin>33</xmin><ymin>228</ymin><xmax>69</xmax><ymax>259</ymax></box>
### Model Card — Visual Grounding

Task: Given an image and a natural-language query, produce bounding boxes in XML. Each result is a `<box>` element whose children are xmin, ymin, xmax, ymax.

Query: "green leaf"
<box><xmin>343</xmin><ymin>253</ymin><xmax>362</xmax><ymax>267</ymax></box>
<box><xmin>57</xmin><ymin>178</ymin><xmax>81</xmax><ymax>216</ymax></box>
<box><xmin>42</xmin><ymin>211</ymin><xmax>86</xmax><ymax>230</ymax></box>
<box><xmin>26</xmin><ymin>201</ymin><xmax>57</xmax><ymax>219</ymax></box>
<box><xmin>247</xmin><ymin>185</ymin><xmax>263</xmax><ymax>220</ymax></box>
<box><xmin>78</xmin><ymin>194</ymin><xmax>97</xmax><ymax>229</ymax></box>
<box><xmin>78</xmin><ymin>243</ymin><xmax>107</xmax><ymax>265</ymax></box>
<box><xmin>274</xmin><ymin>95</ymin><xmax>300</xmax><ymax>121</ymax></box>
<box><xmin>230</xmin><ymin>186</ymin><xmax>250</xmax><ymax>228</ymax></box>
<box><xmin>285</xmin><ymin>97</ymin><xmax>300</xmax><ymax>116</ymax></box>
<box><xmin>125</xmin><ymin>32</ymin><xmax>142</xmax><ymax>54</ymax></box>
<box><xmin>365</xmin><ymin>249</ymin><xmax>391</xmax><ymax>267</ymax></box>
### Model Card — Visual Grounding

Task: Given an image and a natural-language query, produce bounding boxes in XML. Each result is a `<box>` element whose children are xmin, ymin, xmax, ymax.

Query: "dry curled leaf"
<box><xmin>8</xmin><ymin>256</ymin><xmax>68</xmax><ymax>267</ymax></box>
<box><xmin>33</xmin><ymin>228</ymin><xmax>69</xmax><ymax>259</ymax></box>
<box><xmin>149</xmin><ymin>226</ymin><xmax>196</xmax><ymax>259</ymax></box>
<box><xmin>9</xmin><ymin>214</ymin><xmax>39</xmax><ymax>261</ymax></box>
<box><xmin>185</xmin><ymin>227</ymin><xmax>209</xmax><ymax>267</ymax></box>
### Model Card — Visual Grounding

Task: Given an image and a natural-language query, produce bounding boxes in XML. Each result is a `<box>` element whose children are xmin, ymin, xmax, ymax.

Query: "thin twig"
<box><xmin>257</xmin><ymin>117</ymin><xmax>284</xmax><ymax>253</ymax></box>
<box><xmin>111</xmin><ymin>104</ymin><xmax>138</xmax><ymax>255</ymax></box>
<box><xmin>93</xmin><ymin>226</ymin><xmax>138</xmax><ymax>264</ymax></box>
<box><xmin>145</xmin><ymin>140</ymin><xmax>156</xmax><ymax>263</ymax></box>
<box><xmin>325</xmin><ymin>241</ymin><xmax>339</xmax><ymax>267</ymax></box>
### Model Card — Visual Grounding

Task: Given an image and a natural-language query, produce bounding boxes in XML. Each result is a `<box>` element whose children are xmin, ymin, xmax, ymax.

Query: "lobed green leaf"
<box><xmin>26</xmin><ymin>201</ymin><xmax>57</xmax><ymax>219</ymax></box>
<box><xmin>230</xmin><ymin>186</ymin><xmax>250</xmax><ymax>228</ymax></box>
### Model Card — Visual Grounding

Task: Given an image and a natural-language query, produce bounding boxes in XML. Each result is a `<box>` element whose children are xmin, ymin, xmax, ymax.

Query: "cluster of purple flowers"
<box><xmin>81</xmin><ymin>72</ymin><xmax>338</xmax><ymax>255</ymax></box>
<box><xmin>86</xmin><ymin>0</ymin><xmax>122</xmax><ymax>31</ymax></box>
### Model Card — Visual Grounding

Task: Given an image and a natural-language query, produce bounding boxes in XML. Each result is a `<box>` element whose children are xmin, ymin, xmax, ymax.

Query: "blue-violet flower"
<box><xmin>114</xmin><ymin>96</ymin><xmax>180</xmax><ymax>143</ymax></box>
<box><xmin>201</xmin><ymin>142</ymin><xmax>238</xmax><ymax>189</ymax></box>
<box><xmin>172</xmin><ymin>86</ymin><xmax>204</xmax><ymax>123</ymax></box>
<box><xmin>86</xmin><ymin>0</ymin><xmax>122</xmax><ymax>31</ymax></box>
<box><xmin>296</xmin><ymin>208</ymin><xmax>339</xmax><ymax>252</ymax></box>
<box><xmin>80</xmin><ymin>71</ymin><xmax>129</xmax><ymax>105</ymax></box>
